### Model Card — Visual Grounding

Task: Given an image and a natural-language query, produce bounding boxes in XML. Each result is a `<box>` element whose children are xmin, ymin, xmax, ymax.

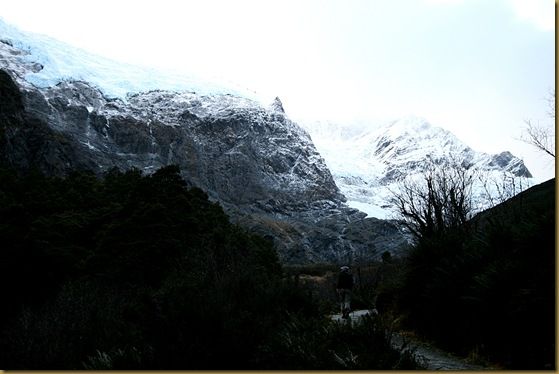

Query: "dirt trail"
<box><xmin>331</xmin><ymin>309</ymin><xmax>488</xmax><ymax>370</ymax></box>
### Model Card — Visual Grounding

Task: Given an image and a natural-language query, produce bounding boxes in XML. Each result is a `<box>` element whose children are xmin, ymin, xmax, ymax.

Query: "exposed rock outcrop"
<box><xmin>0</xmin><ymin>68</ymin><xmax>408</xmax><ymax>264</ymax></box>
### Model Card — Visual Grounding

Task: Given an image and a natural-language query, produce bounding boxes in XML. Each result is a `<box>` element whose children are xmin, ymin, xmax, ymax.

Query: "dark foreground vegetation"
<box><xmin>290</xmin><ymin>178</ymin><xmax>555</xmax><ymax>370</ymax></box>
<box><xmin>380</xmin><ymin>178</ymin><xmax>556</xmax><ymax>369</ymax></box>
<box><xmin>0</xmin><ymin>165</ymin><xmax>419</xmax><ymax>369</ymax></box>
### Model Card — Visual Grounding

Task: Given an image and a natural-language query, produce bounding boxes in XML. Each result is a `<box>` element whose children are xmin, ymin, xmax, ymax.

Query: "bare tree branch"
<box><xmin>390</xmin><ymin>159</ymin><xmax>477</xmax><ymax>242</ymax></box>
<box><xmin>520</xmin><ymin>90</ymin><xmax>555</xmax><ymax>158</ymax></box>
<box><xmin>521</xmin><ymin>120</ymin><xmax>555</xmax><ymax>158</ymax></box>
<box><xmin>547</xmin><ymin>88</ymin><xmax>555</xmax><ymax>120</ymax></box>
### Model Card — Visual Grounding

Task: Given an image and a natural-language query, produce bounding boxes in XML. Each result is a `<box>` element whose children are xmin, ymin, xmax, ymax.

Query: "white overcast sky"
<box><xmin>0</xmin><ymin>0</ymin><xmax>555</xmax><ymax>180</ymax></box>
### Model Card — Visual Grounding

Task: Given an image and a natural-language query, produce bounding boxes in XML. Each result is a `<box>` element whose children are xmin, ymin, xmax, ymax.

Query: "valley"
<box><xmin>0</xmin><ymin>16</ymin><xmax>554</xmax><ymax>370</ymax></box>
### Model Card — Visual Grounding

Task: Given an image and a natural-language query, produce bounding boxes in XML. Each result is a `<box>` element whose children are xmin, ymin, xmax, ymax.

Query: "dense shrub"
<box><xmin>256</xmin><ymin>313</ymin><xmax>423</xmax><ymax>370</ymax></box>
<box><xmin>393</xmin><ymin>179</ymin><xmax>555</xmax><ymax>369</ymax></box>
<box><xmin>0</xmin><ymin>165</ymin><xmax>419</xmax><ymax>369</ymax></box>
<box><xmin>0</xmin><ymin>165</ymin><xmax>287</xmax><ymax>368</ymax></box>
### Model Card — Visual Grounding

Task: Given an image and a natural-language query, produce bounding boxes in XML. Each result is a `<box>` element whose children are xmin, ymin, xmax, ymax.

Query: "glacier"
<box><xmin>0</xmin><ymin>17</ymin><xmax>261</xmax><ymax>101</ymax></box>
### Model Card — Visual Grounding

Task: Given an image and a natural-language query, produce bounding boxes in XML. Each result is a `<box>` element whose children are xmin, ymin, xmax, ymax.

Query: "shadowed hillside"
<box><xmin>388</xmin><ymin>178</ymin><xmax>555</xmax><ymax>369</ymax></box>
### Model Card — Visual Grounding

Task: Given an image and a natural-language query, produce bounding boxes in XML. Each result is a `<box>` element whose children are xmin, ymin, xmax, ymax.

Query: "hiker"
<box><xmin>336</xmin><ymin>265</ymin><xmax>354</xmax><ymax>319</ymax></box>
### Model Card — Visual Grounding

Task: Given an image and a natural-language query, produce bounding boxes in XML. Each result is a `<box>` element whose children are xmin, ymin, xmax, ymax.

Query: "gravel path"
<box><xmin>331</xmin><ymin>309</ymin><xmax>488</xmax><ymax>370</ymax></box>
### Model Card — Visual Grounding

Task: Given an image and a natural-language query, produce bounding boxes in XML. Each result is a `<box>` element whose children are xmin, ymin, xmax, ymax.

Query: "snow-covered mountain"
<box><xmin>0</xmin><ymin>18</ymin><xmax>408</xmax><ymax>264</ymax></box>
<box><xmin>1</xmin><ymin>17</ymin><xmax>531</xmax><ymax>263</ymax></box>
<box><xmin>301</xmin><ymin>117</ymin><xmax>533</xmax><ymax>219</ymax></box>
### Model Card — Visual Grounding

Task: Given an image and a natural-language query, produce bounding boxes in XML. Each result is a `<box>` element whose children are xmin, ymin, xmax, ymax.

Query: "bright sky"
<box><xmin>1</xmin><ymin>0</ymin><xmax>555</xmax><ymax>180</ymax></box>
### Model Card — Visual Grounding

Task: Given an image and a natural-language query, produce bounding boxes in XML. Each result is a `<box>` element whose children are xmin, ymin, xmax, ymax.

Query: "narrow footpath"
<box><xmin>331</xmin><ymin>309</ymin><xmax>488</xmax><ymax>371</ymax></box>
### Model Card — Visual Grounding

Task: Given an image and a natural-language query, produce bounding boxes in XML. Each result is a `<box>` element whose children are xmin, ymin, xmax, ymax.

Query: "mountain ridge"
<box><xmin>0</xmin><ymin>18</ymin><xmax>532</xmax><ymax>264</ymax></box>
<box><xmin>301</xmin><ymin>117</ymin><xmax>533</xmax><ymax>218</ymax></box>
<box><xmin>0</xmin><ymin>19</ymin><xmax>409</xmax><ymax>264</ymax></box>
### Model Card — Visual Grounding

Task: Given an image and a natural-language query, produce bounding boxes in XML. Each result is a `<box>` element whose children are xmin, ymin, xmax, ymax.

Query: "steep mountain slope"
<box><xmin>0</xmin><ymin>19</ymin><xmax>408</xmax><ymax>264</ymax></box>
<box><xmin>302</xmin><ymin>117</ymin><xmax>533</xmax><ymax>218</ymax></box>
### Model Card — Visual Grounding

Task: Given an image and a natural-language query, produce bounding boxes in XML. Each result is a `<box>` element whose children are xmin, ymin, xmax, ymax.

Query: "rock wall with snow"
<box><xmin>0</xmin><ymin>19</ymin><xmax>409</xmax><ymax>264</ymax></box>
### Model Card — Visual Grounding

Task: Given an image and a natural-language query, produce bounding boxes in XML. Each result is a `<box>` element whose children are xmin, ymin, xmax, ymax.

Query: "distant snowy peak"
<box><xmin>485</xmin><ymin>151</ymin><xmax>529</xmax><ymax>175</ymax></box>
<box><xmin>383</xmin><ymin>118</ymin><xmax>462</xmax><ymax>151</ymax></box>
<box><xmin>384</xmin><ymin>116</ymin><xmax>434</xmax><ymax>134</ymax></box>
<box><xmin>301</xmin><ymin>116</ymin><xmax>533</xmax><ymax>219</ymax></box>
<box><xmin>309</xmin><ymin>116</ymin><xmax>531</xmax><ymax>179</ymax></box>
<box><xmin>378</xmin><ymin>116</ymin><xmax>532</xmax><ymax>178</ymax></box>
<box><xmin>0</xmin><ymin>18</ymin><xmax>261</xmax><ymax>102</ymax></box>
<box><xmin>359</xmin><ymin>117</ymin><xmax>468</xmax><ymax>163</ymax></box>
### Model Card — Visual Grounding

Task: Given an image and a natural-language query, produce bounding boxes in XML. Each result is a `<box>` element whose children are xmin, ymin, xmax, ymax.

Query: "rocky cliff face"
<box><xmin>0</xmin><ymin>33</ymin><xmax>408</xmax><ymax>264</ymax></box>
